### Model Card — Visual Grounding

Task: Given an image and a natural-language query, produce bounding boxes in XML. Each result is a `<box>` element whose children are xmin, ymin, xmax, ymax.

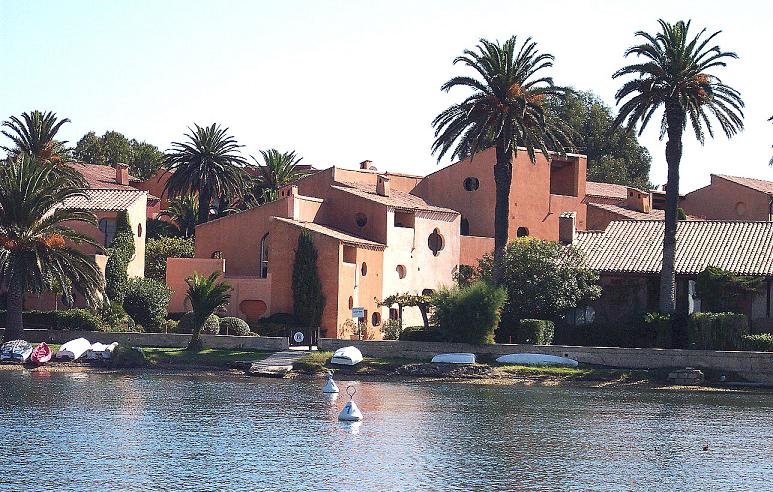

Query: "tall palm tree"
<box><xmin>432</xmin><ymin>36</ymin><xmax>572</xmax><ymax>284</ymax></box>
<box><xmin>164</xmin><ymin>123</ymin><xmax>247</xmax><ymax>225</ymax></box>
<box><xmin>185</xmin><ymin>271</ymin><xmax>231</xmax><ymax>351</ymax></box>
<box><xmin>0</xmin><ymin>155</ymin><xmax>104</xmax><ymax>340</ymax></box>
<box><xmin>1</xmin><ymin>110</ymin><xmax>71</xmax><ymax>162</ymax></box>
<box><xmin>613</xmin><ymin>19</ymin><xmax>744</xmax><ymax>313</ymax></box>
<box><xmin>249</xmin><ymin>149</ymin><xmax>307</xmax><ymax>203</ymax></box>
<box><xmin>158</xmin><ymin>194</ymin><xmax>199</xmax><ymax>238</ymax></box>
<box><xmin>768</xmin><ymin>116</ymin><xmax>772</xmax><ymax>166</ymax></box>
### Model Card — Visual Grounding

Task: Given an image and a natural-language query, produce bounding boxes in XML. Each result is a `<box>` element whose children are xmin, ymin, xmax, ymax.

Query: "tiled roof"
<box><xmin>715</xmin><ymin>174</ymin><xmax>773</xmax><ymax>194</ymax></box>
<box><xmin>332</xmin><ymin>182</ymin><xmax>458</xmax><ymax>215</ymax></box>
<box><xmin>574</xmin><ymin>220</ymin><xmax>773</xmax><ymax>276</ymax></box>
<box><xmin>273</xmin><ymin>217</ymin><xmax>386</xmax><ymax>250</ymax></box>
<box><xmin>59</xmin><ymin>189</ymin><xmax>146</xmax><ymax>211</ymax></box>
<box><xmin>588</xmin><ymin>202</ymin><xmax>666</xmax><ymax>221</ymax></box>
<box><xmin>585</xmin><ymin>181</ymin><xmax>628</xmax><ymax>200</ymax></box>
<box><xmin>65</xmin><ymin>162</ymin><xmax>138</xmax><ymax>190</ymax></box>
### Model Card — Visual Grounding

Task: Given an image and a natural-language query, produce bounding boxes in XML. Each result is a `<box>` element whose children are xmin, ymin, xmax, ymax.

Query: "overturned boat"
<box><xmin>330</xmin><ymin>346</ymin><xmax>363</xmax><ymax>366</ymax></box>
<box><xmin>56</xmin><ymin>338</ymin><xmax>92</xmax><ymax>361</ymax></box>
<box><xmin>431</xmin><ymin>353</ymin><xmax>476</xmax><ymax>364</ymax></box>
<box><xmin>0</xmin><ymin>340</ymin><xmax>33</xmax><ymax>363</ymax></box>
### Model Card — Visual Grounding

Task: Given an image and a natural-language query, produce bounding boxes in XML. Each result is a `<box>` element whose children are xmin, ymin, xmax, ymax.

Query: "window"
<box><xmin>516</xmin><ymin>227</ymin><xmax>529</xmax><ymax>238</ymax></box>
<box><xmin>348</xmin><ymin>296</ymin><xmax>354</xmax><ymax>310</ymax></box>
<box><xmin>396</xmin><ymin>265</ymin><xmax>406</xmax><ymax>279</ymax></box>
<box><xmin>427</xmin><ymin>229</ymin><xmax>444</xmax><ymax>256</ymax></box>
<box><xmin>259</xmin><ymin>233</ymin><xmax>269</xmax><ymax>278</ymax></box>
<box><xmin>460</xmin><ymin>217</ymin><xmax>470</xmax><ymax>236</ymax></box>
<box><xmin>361</xmin><ymin>262</ymin><xmax>368</xmax><ymax>276</ymax></box>
<box><xmin>137</xmin><ymin>223</ymin><xmax>143</xmax><ymax>238</ymax></box>
<box><xmin>343</xmin><ymin>245</ymin><xmax>356</xmax><ymax>264</ymax></box>
<box><xmin>463</xmin><ymin>177</ymin><xmax>479</xmax><ymax>191</ymax></box>
<box><xmin>735</xmin><ymin>201</ymin><xmax>747</xmax><ymax>216</ymax></box>
<box><xmin>394</xmin><ymin>210</ymin><xmax>415</xmax><ymax>228</ymax></box>
<box><xmin>549</xmin><ymin>159</ymin><xmax>578</xmax><ymax>196</ymax></box>
<box><xmin>422</xmin><ymin>288</ymin><xmax>435</xmax><ymax>296</ymax></box>
<box><xmin>355</xmin><ymin>212</ymin><xmax>368</xmax><ymax>227</ymax></box>
<box><xmin>389</xmin><ymin>308</ymin><xmax>400</xmax><ymax>320</ymax></box>
<box><xmin>371</xmin><ymin>312</ymin><xmax>381</xmax><ymax>327</ymax></box>
<box><xmin>211</xmin><ymin>250</ymin><xmax>223</xmax><ymax>259</ymax></box>
<box><xmin>98</xmin><ymin>218</ymin><xmax>117</xmax><ymax>247</ymax></box>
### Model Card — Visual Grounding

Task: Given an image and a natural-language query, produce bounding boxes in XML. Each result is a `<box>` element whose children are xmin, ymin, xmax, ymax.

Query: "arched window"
<box><xmin>427</xmin><ymin>229</ymin><xmax>444</xmax><ymax>256</ymax></box>
<box><xmin>361</xmin><ymin>262</ymin><xmax>368</xmax><ymax>276</ymax></box>
<box><xmin>516</xmin><ymin>227</ymin><xmax>529</xmax><ymax>238</ymax></box>
<box><xmin>211</xmin><ymin>250</ymin><xmax>223</xmax><ymax>259</ymax></box>
<box><xmin>259</xmin><ymin>233</ymin><xmax>269</xmax><ymax>278</ymax></box>
<box><xmin>371</xmin><ymin>312</ymin><xmax>381</xmax><ymax>327</ymax></box>
<box><xmin>460</xmin><ymin>217</ymin><xmax>470</xmax><ymax>236</ymax></box>
<box><xmin>396</xmin><ymin>265</ymin><xmax>407</xmax><ymax>279</ymax></box>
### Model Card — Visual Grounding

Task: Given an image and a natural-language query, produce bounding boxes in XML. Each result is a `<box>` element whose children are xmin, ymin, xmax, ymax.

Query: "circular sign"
<box><xmin>293</xmin><ymin>332</ymin><xmax>305</xmax><ymax>343</ymax></box>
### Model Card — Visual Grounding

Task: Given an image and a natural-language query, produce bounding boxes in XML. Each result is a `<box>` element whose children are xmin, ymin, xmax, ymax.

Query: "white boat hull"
<box><xmin>431</xmin><ymin>353</ymin><xmax>476</xmax><ymax>364</ymax></box>
<box><xmin>496</xmin><ymin>353</ymin><xmax>579</xmax><ymax>367</ymax></box>
<box><xmin>330</xmin><ymin>346</ymin><xmax>363</xmax><ymax>366</ymax></box>
<box><xmin>56</xmin><ymin>338</ymin><xmax>92</xmax><ymax>360</ymax></box>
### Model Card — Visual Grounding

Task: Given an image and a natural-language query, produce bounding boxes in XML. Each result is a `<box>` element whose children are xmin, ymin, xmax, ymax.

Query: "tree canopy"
<box><xmin>73</xmin><ymin>130</ymin><xmax>165</xmax><ymax>180</ymax></box>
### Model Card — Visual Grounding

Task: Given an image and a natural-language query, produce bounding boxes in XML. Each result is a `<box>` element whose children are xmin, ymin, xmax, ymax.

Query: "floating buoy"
<box><xmin>323</xmin><ymin>372</ymin><xmax>339</xmax><ymax>394</ymax></box>
<box><xmin>338</xmin><ymin>385</ymin><xmax>362</xmax><ymax>421</ymax></box>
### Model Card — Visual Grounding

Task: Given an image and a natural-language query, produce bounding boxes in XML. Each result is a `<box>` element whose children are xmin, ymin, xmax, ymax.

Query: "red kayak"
<box><xmin>31</xmin><ymin>342</ymin><xmax>52</xmax><ymax>365</ymax></box>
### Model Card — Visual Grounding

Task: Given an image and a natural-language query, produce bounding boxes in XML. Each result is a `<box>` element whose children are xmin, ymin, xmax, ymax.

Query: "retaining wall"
<box><xmin>0</xmin><ymin>329</ymin><xmax>289</xmax><ymax>351</ymax></box>
<box><xmin>319</xmin><ymin>339</ymin><xmax>773</xmax><ymax>385</ymax></box>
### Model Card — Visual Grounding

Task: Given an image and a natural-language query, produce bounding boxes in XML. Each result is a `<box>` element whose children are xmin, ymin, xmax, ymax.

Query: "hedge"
<box><xmin>177</xmin><ymin>312</ymin><xmax>220</xmax><ymax>335</ymax></box>
<box><xmin>741</xmin><ymin>333</ymin><xmax>773</xmax><ymax>352</ymax></box>
<box><xmin>219</xmin><ymin>317</ymin><xmax>251</xmax><ymax>336</ymax></box>
<box><xmin>123</xmin><ymin>278</ymin><xmax>172</xmax><ymax>332</ymax></box>
<box><xmin>515</xmin><ymin>319</ymin><xmax>555</xmax><ymax>345</ymax></box>
<box><xmin>399</xmin><ymin>326</ymin><xmax>445</xmax><ymax>342</ymax></box>
<box><xmin>688</xmin><ymin>312</ymin><xmax>748</xmax><ymax>350</ymax></box>
<box><xmin>431</xmin><ymin>282</ymin><xmax>507</xmax><ymax>345</ymax></box>
<box><xmin>642</xmin><ymin>312</ymin><xmax>673</xmax><ymax>348</ymax></box>
<box><xmin>0</xmin><ymin>309</ymin><xmax>103</xmax><ymax>331</ymax></box>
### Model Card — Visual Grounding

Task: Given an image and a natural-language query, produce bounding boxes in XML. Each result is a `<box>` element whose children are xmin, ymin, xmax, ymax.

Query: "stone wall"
<box><xmin>1</xmin><ymin>329</ymin><xmax>289</xmax><ymax>351</ymax></box>
<box><xmin>319</xmin><ymin>338</ymin><xmax>773</xmax><ymax>385</ymax></box>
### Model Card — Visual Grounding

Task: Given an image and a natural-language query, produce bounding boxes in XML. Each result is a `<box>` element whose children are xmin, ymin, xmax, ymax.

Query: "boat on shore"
<box><xmin>56</xmin><ymin>338</ymin><xmax>91</xmax><ymax>361</ymax></box>
<box><xmin>31</xmin><ymin>342</ymin><xmax>53</xmax><ymax>365</ymax></box>
<box><xmin>87</xmin><ymin>342</ymin><xmax>118</xmax><ymax>360</ymax></box>
<box><xmin>495</xmin><ymin>353</ymin><xmax>579</xmax><ymax>367</ymax></box>
<box><xmin>431</xmin><ymin>353</ymin><xmax>476</xmax><ymax>364</ymax></box>
<box><xmin>331</xmin><ymin>346</ymin><xmax>363</xmax><ymax>366</ymax></box>
<box><xmin>0</xmin><ymin>340</ymin><xmax>33</xmax><ymax>363</ymax></box>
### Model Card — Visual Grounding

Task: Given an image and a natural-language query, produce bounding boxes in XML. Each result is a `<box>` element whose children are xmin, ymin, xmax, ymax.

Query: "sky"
<box><xmin>1</xmin><ymin>0</ymin><xmax>771</xmax><ymax>192</ymax></box>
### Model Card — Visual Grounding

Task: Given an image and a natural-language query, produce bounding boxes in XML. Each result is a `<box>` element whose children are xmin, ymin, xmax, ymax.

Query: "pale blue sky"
<box><xmin>1</xmin><ymin>0</ymin><xmax>771</xmax><ymax>191</ymax></box>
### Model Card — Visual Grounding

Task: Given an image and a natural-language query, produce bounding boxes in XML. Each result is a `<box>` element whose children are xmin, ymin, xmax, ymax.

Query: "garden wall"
<box><xmin>0</xmin><ymin>329</ymin><xmax>289</xmax><ymax>351</ymax></box>
<box><xmin>319</xmin><ymin>338</ymin><xmax>773</xmax><ymax>385</ymax></box>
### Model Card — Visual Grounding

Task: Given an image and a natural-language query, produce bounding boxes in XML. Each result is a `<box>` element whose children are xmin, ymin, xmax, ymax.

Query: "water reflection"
<box><xmin>0</xmin><ymin>371</ymin><xmax>770</xmax><ymax>491</ymax></box>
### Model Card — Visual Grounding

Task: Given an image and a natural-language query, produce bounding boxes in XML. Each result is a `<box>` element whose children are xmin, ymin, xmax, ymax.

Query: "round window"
<box><xmin>427</xmin><ymin>229</ymin><xmax>444</xmax><ymax>256</ymax></box>
<box><xmin>355</xmin><ymin>212</ymin><xmax>368</xmax><ymax>227</ymax></box>
<box><xmin>463</xmin><ymin>177</ymin><xmax>480</xmax><ymax>191</ymax></box>
<box><xmin>361</xmin><ymin>262</ymin><xmax>368</xmax><ymax>276</ymax></box>
<box><xmin>396</xmin><ymin>264</ymin><xmax>406</xmax><ymax>279</ymax></box>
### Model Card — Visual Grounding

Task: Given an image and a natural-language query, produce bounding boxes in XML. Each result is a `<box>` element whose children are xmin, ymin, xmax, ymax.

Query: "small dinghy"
<box><xmin>87</xmin><ymin>342</ymin><xmax>118</xmax><ymax>360</ymax></box>
<box><xmin>495</xmin><ymin>353</ymin><xmax>579</xmax><ymax>367</ymax></box>
<box><xmin>56</xmin><ymin>338</ymin><xmax>91</xmax><ymax>361</ymax></box>
<box><xmin>431</xmin><ymin>353</ymin><xmax>476</xmax><ymax>364</ymax></box>
<box><xmin>31</xmin><ymin>342</ymin><xmax>53</xmax><ymax>365</ymax></box>
<box><xmin>330</xmin><ymin>346</ymin><xmax>363</xmax><ymax>366</ymax></box>
<box><xmin>0</xmin><ymin>340</ymin><xmax>33</xmax><ymax>363</ymax></box>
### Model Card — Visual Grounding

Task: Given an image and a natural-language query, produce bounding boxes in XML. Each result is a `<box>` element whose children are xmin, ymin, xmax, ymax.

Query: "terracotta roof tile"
<box><xmin>715</xmin><ymin>174</ymin><xmax>773</xmax><ymax>194</ymax></box>
<box><xmin>574</xmin><ymin>220</ymin><xmax>773</xmax><ymax>276</ymax></box>
<box><xmin>59</xmin><ymin>189</ymin><xmax>147</xmax><ymax>211</ymax></box>
<box><xmin>332</xmin><ymin>182</ymin><xmax>458</xmax><ymax>214</ymax></box>
<box><xmin>65</xmin><ymin>162</ymin><xmax>138</xmax><ymax>190</ymax></box>
<box><xmin>273</xmin><ymin>217</ymin><xmax>385</xmax><ymax>250</ymax></box>
<box><xmin>588</xmin><ymin>202</ymin><xmax>665</xmax><ymax>221</ymax></box>
<box><xmin>585</xmin><ymin>181</ymin><xmax>628</xmax><ymax>200</ymax></box>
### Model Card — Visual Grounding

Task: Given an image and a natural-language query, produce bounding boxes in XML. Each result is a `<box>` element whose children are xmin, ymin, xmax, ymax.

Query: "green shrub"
<box><xmin>431</xmin><ymin>282</ymin><xmax>507</xmax><ymax>345</ymax></box>
<box><xmin>105</xmin><ymin>252</ymin><xmax>129</xmax><ymax>303</ymax></box>
<box><xmin>110</xmin><ymin>345</ymin><xmax>146</xmax><ymax>368</ymax></box>
<box><xmin>99</xmin><ymin>301</ymin><xmax>139</xmax><ymax>332</ymax></box>
<box><xmin>382</xmin><ymin>319</ymin><xmax>401</xmax><ymax>340</ymax></box>
<box><xmin>515</xmin><ymin>319</ymin><xmax>555</xmax><ymax>345</ymax></box>
<box><xmin>399</xmin><ymin>326</ymin><xmax>445</xmax><ymax>342</ymax></box>
<box><xmin>643</xmin><ymin>312</ymin><xmax>673</xmax><ymax>348</ymax></box>
<box><xmin>740</xmin><ymin>333</ymin><xmax>773</xmax><ymax>352</ymax></box>
<box><xmin>688</xmin><ymin>312</ymin><xmax>748</xmax><ymax>350</ymax></box>
<box><xmin>253</xmin><ymin>321</ymin><xmax>292</xmax><ymax>337</ymax></box>
<box><xmin>164</xmin><ymin>319</ymin><xmax>178</xmax><ymax>333</ymax></box>
<box><xmin>219</xmin><ymin>317</ymin><xmax>251</xmax><ymax>336</ymax></box>
<box><xmin>55</xmin><ymin>309</ymin><xmax>104</xmax><ymax>331</ymax></box>
<box><xmin>122</xmin><ymin>278</ymin><xmax>172</xmax><ymax>332</ymax></box>
<box><xmin>144</xmin><ymin>236</ymin><xmax>194</xmax><ymax>282</ymax></box>
<box><xmin>177</xmin><ymin>312</ymin><xmax>220</xmax><ymax>335</ymax></box>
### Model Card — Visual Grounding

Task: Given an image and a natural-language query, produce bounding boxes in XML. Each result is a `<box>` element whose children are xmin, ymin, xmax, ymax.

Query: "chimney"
<box><xmin>623</xmin><ymin>187</ymin><xmax>652</xmax><ymax>213</ymax></box>
<box><xmin>359</xmin><ymin>160</ymin><xmax>372</xmax><ymax>170</ymax></box>
<box><xmin>115</xmin><ymin>163</ymin><xmax>129</xmax><ymax>186</ymax></box>
<box><xmin>376</xmin><ymin>175</ymin><xmax>391</xmax><ymax>197</ymax></box>
<box><xmin>558</xmin><ymin>211</ymin><xmax>576</xmax><ymax>244</ymax></box>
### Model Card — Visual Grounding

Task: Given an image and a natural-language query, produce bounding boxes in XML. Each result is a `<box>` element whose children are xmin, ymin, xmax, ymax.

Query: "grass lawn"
<box><xmin>143</xmin><ymin>348</ymin><xmax>272</xmax><ymax>367</ymax></box>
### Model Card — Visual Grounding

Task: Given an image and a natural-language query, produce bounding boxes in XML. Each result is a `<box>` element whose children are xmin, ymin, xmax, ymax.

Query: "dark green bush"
<box><xmin>643</xmin><ymin>312</ymin><xmax>673</xmax><ymax>348</ymax></box>
<box><xmin>110</xmin><ymin>345</ymin><xmax>146</xmax><ymax>368</ymax></box>
<box><xmin>122</xmin><ymin>278</ymin><xmax>172</xmax><ymax>332</ymax></box>
<box><xmin>515</xmin><ymin>319</ymin><xmax>555</xmax><ymax>345</ymax></box>
<box><xmin>688</xmin><ymin>312</ymin><xmax>748</xmax><ymax>350</ymax></box>
<box><xmin>99</xmin><ymin>301</ymin><xmax>139</xmax><ymax>332</ymax></box>
<box><xmin>399</xmin><ymin>326</ymin><xmax>445</xmax><ymax>342</ymax></box>
<box><xmin>177</xmin><ymin>312</ymin><xmax>220</xmax><ymax>335</ymax></box>
<box><xmin>219</xmin><ymin>317</ymin><xmax>251</xmax><ymax>336</ymax></box>
<box><xmin>431</xmin><ymin>282</ymin><xmax>507</xmax><ymax>345</ymax></box>
<box><xmin>253</xmin><ymin>321</ymin><xmax>292</xmax><ymax>337</ymax></box>
<box><xmin>740</xmin><ymin>333</ymin><xmax>773</xmax><ymax>352</ymax></box>
<box><xmin>144</xmin><ymin>236</ymin><xmax>194</xmax><ymax>281</ymax></box>
<box><xmin>105</xmin><ymin>212</ymin><xmax>136</xmax><ymax>304</ymax></box>
<box><xmin>55</xmin><ymin>309</ymin><xmax>104</xmax><ymax>331</ymax></box>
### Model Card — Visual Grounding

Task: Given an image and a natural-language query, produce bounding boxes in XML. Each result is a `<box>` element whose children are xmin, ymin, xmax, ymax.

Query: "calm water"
<box><xmin>0</xmin><ymin>371</ymin><xmax>771</xmax><ymax>491</ymax></box>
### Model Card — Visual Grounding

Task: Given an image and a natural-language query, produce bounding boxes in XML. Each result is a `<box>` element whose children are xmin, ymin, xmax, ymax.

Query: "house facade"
<box><xmin>682</xmin><ymin>174</ymin><xmax>773</xmax><ymax>221</ymax></box>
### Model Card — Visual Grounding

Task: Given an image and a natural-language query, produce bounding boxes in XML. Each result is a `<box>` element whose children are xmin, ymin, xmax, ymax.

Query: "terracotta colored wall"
<box><xmin>459</xmin><ymin>236</ymin><xmax>494</xmax><ymax>267</ymax></box>
<box><xmin>682</xmin><ymin>176</ymin><xmax>771</xmax><ymax>221</ymax></box>
<box><xmin>166</xmin><ymin>258</ymin><xmax>225</xmax><ymax>313</ymax></box>
<box><xmin>586</xmin><ymin>204</ymin><xmax>627</xmax><ymax>231</ymax></box>
<box><xmin>326</xmin><ymin>186</ymin><xmax>389</xmax><ymax>244</ymax></box>
<box><xmin>133</xmin><ymin>169</ymin><xmax>171</xmax><ymax>217</ymax></box>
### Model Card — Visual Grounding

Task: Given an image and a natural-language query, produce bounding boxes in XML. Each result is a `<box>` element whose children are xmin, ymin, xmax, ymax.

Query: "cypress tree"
<box><xmin>292</xmin><ymin>231</ymin><xmax>325</xmax><ymax>327</ymax></box>
<box><xmin>105</xmin><ymin>211</ymin><xmax>135</xmax><ymax>303</ymax></box>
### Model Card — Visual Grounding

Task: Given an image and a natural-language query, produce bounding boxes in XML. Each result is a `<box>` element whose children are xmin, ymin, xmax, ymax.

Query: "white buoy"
<box><xmin>322</xmin><ymin>372</ymin><xmax>339</xmax><ymax>394</ymax></box>
<box><xmin>338</xmin><ymin>385</ymin><xmax>363</xmax><ymax>421</ymax></box>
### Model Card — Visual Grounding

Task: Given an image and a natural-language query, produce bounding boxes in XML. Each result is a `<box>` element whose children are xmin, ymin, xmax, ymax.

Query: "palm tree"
<box><xmin>249</xmin><ymin>149</ymin><xmax>307</xmax><ymax>203</ymax></box>
<box><xmin>1</xmin><ymin>110</ymin><xmax>71</xmax><ymax>162</ymax></box>
<box><xmin>0</xmin><ymin>155</ymin><xmax>104</xmax><ymax>340</ymax></box>
<box><xmin>612</xmin><ymin>20</ymin><xmax>744</xmax><ymax>313</ymax></box>
<box><xmin>164</xmin><ymin>123</ymin><xmax>247</xmax><ymax>225</ymax></box>
<box><xmin>432</xmin><ymin>36</ymin><xmax>572</xmax><ymax>284</ymax></box>
<box><xmin>158</xmin><ymin>194</ymin><xmax>199</xmax><ymax>238</ymax></box>
<box><xmin>768</xmin><ymin>116</ymin><xmax>772</xmax><ymax>166</ymax></box>
<box><xmin>185</xmin><ymin>272</ymin><xmax>231</xmax><ymax>351</ymax></box>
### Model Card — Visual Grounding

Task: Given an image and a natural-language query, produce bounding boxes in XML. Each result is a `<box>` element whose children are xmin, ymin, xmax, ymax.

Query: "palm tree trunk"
<box><xmin>187</xmin><ymin>324</ymin><xmax>204</xmax><ymax>351</ymax></box>
<box><xmin>492</xmin><ymin>144</ymin><xmax>513</xmax><ymax>285</ymax></box>
<box><xmin>660</xmin><ymin>103</ymin><xmax>684</xmax><ymax>314</ymax></box>
<box><xmin>5</xmin><ymin>277</ymin><xmax>25</xmax><ymax>341</ymax></box>
<box><xmin>197</xmin><ymin>189</ymin><xmax>211</xmax><ymax>225</ymax></box>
